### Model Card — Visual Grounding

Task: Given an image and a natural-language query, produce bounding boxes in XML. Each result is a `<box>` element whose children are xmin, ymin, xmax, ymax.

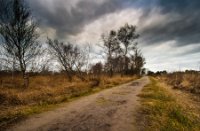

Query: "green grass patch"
<box><xmin>138</xmin><ymin>78</ymin><xmax>200</xmax><ymax>131</ymax></box>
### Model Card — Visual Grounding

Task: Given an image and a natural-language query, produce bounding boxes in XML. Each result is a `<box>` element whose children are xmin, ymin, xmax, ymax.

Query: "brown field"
<box><xmin>0</xmin><ymin>73</ymin><xmax>137</xmax><ymax>128</ymax></box>
<box><xmin>159</xmin><ymin>72</ymin><xmax>200</xmax><ymax>94</ymax></box>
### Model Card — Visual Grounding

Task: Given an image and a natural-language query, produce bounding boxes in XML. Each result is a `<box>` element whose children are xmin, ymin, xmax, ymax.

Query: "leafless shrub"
<box><xmin>47</xmin><ymin>38</ymin><xmax>87</xmax><ymax>81</ymax></box>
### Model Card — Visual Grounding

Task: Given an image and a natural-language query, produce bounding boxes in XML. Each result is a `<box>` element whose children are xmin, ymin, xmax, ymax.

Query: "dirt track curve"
<box><xmin>8</xmin><ymin>77</ymin><xmax>149</xmax><ymax>131</ymax></box>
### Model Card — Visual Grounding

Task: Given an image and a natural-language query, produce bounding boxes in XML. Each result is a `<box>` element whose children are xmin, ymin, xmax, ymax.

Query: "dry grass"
<box><xmin>137</xmin><ymin>78</ymin><xmax>200</xmax><ymax>131</ymax></box>
<box><xmin>0</xmin><ymin>73</ymin><xmax>137</xmax><ymax>128</ymax></box>
<box><xmin>161</xmin><ymin>72</ymin><xmax>200</xmax><ymax>94</ymax></box>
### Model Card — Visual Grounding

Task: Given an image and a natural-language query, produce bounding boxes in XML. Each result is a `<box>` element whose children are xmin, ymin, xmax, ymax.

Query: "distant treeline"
<box><xmin>147</xmin><ymin>70</ymin><xmax>200</xmax><ymax>76</ymax></box>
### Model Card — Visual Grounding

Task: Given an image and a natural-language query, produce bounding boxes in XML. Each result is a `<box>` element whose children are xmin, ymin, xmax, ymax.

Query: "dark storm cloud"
<box><xmin>27</xmin><ymin>0</ymin><xmax>127</xmax><ymax>38</ymax></box>
<box><xmin>139</xmin><ymin>0</ymin><xmax>200</xmax><ymax>47</ymax></box>
<box><xmin>158</xmin><ymin>0</ymin><xmax>200</xmax><ymax>12</ymax></box>
<box><xmin>27</xmin><ymin>0</ymin><xmax>200</xmax><ymax>48</ymax></box>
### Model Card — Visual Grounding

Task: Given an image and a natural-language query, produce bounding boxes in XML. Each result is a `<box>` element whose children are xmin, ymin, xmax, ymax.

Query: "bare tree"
<box><xmin>0</xmin><ymin>0</ymin><xmax>40</xmax><ymax>87</ymax></box>
<box><xmin>47</xmin><ymin>38</ymin><xmax>86</xmax><ymax>81</ymax></box>
<box><xmin>117</xmin><ymin>23</ymin><xmax>139</xmax><ymax>75</ymax></box>
<box><xmin>90</xmin><ymin>62</ymin><xmax>103</xmax><ymax>77</ymax></box>
<box><xmin>101</xmin><ymin>24</ymin><xmax>145</xmax><ymax>76</ymax></box>
<box><xmin>84</xmin><ymin>44</ymin><xmax>92</xmax><ymax>74</ymax></box>
<box><xmin>30</xmin><ymin>53</ymin><xmax>51</xmax><ymax>74</ymax></box>
<box><xmin>74</xmin><ymin>49</ymin><xmax>87</xmax><ymax>81</ymax></box>
<box><xmin>130</xmin><ymin>45</ymin><xmax>145</xmax><ymax>75</ymax></box>
<box><xmin>102</xmin><ymin>30</ymin><xmax>120</xmax><ymax>77</ymax></box>
<box><xmin>112</xmin><ymin>56</ymin><xmax>124</xmax><ymax>75</ymax></box>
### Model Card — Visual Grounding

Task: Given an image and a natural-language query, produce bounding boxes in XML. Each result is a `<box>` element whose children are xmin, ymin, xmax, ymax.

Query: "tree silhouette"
<box><xmin>117</xmin><ymin>24</ymin><xmax>139</xmax><ymax>75</ymax></box>
<box><xmin>0</xmin><ymin>0</ymin><xmax>40</xmax><ymax>87</ymax></box>
<box><xmin>47</xmin><ymin>38</ymin><xmax>86</xmax><ymax>81</ymax></box>
<box><xmin>102</xmin><ymin>30</ymin><xmax>120</xmax><ymax>77</ymax></box>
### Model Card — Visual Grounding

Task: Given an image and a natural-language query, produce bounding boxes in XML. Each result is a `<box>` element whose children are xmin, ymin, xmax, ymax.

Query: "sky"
<box><xmin>25</xmin><ymin>0</ymin><xmax>200</xmax><ymax>72</ymax></box>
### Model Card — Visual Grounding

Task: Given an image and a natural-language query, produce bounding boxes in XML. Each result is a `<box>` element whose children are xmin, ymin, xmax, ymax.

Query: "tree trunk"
<box><xmin>123</xmin><ymin>56</ymin><xmax>129</xmax><ymax>75</ymax></box>
<box><xmin>66</xmin><ymin>71</ymin><xmax>72</xmax><ymax>82</ymax></box>
<box><xmin>108</xmin><ymin>57</ymin><xmax>113</xmax><ymax>77</ymax></box>
<box><xmin>22</xmin><ymin>71</ymin><xmax>29</xmax><ymax>88</ymax></box>
<box><xmin>0</xmin><ymin>80</ymin><xmax>3</xmax><ymax>88</ymax></box>
<box><xmin>109</xmin><ymin>68</ymin><xmax>113</xmax><ymax>77</ymax></box>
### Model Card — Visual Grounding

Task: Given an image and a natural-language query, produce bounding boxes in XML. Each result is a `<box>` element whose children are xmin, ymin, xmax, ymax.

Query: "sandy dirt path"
<box><xmin>7</xmin><ymin>77</ymin><xmax>149</xmax><ymax>131</ymax></box>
